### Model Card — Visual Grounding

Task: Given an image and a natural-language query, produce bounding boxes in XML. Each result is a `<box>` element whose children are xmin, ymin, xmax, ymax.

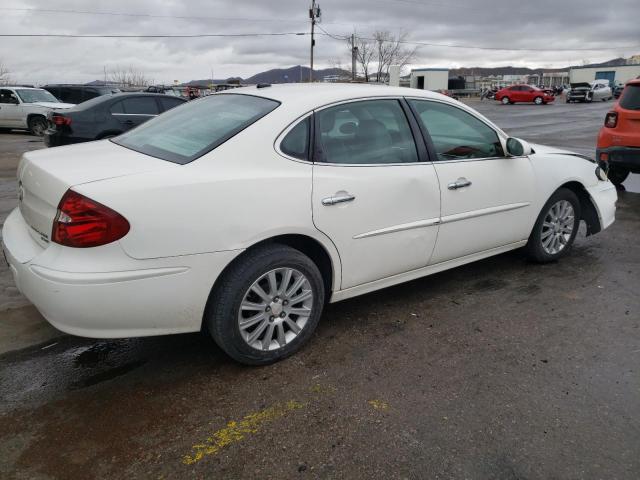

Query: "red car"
<box><xmin>596</xmin><ymin>78</ymin><xmax>640</xmax><ymax>186</ymax></box>
<box><xmin>495</xmin><ymin>84</ymin><xmax>555</xmax><ymax>105</ymax></box>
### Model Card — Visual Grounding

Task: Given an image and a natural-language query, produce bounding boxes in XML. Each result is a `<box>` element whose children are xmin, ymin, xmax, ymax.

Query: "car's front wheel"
<box><xmin>526</xmin><ymin>188</ymin><xmax>581</xmax><ymax>263</ymax></box>
<box><xmin>501</xmin><ymin>97</ymin><xmax>511</xmax><ymax>105</ymax></box>
<box><xmin>534</xmin><ymin>96</ymin><xmax>543</xmax><ymax>105</ymax></box>
<box><xmin>28</xmin><ymin>116</ymin><xmax>47</xmax><ymax>136</ymax></box>
<box><xmin>206</xmin><ymin>244</ymin><xmax>325</xmax><ymax>365</ymax></box>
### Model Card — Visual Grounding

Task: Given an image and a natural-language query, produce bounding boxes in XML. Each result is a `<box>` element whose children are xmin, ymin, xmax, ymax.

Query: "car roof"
<box><xmin>2</xmin><ymin>86</ymin><xmax>43</xmax><ymax>90</ymax></box>
<box><xmin>224</xmin><ymin>83</ymin><xmax>445</xmax><ymax>110</ymax></box>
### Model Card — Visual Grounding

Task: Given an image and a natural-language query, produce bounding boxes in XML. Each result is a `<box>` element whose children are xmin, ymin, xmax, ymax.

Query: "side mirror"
<box><xmin>506</xmin><ymin>137</ymin><xmax>533</xmax><ymax>156</ymax></box>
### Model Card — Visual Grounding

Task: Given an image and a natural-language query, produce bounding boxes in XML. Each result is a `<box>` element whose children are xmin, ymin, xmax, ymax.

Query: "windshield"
<box><xmin>16</xmin><ymin>89</ymin><xmax>59</xmax><ymax>104</ymax></box>
<box><xmin>113</xmin><ymin>93</ymin><xmax>280</xmax><ymax>164</ymax></box>
<box><xmin>619</xmin><ymin>84</ymin><xmax>640</xmax><ymax>110</ymax></box>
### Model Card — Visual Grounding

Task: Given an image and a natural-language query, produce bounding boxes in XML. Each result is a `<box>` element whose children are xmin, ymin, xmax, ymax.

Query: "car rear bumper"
<box><xmin>597</xmin><ymin>146</ymin><xmax>640</xmax><ymax>172</ymax></box>
<box><xmin>44</xmin><ymin>131</ymin><xmax>89</xmax><ymax>147</ymax></box>
<box><xmin>2</xmin><ymin>207</ymin><xmax>241</xmax><ymax>338</ymax></box>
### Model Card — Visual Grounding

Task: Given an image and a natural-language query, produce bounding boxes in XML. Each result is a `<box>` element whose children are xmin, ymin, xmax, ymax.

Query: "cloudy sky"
<box><xmin>1</xmin><ymin>0</ymin><xmax>638</xmax><ymax>85</ymax></box>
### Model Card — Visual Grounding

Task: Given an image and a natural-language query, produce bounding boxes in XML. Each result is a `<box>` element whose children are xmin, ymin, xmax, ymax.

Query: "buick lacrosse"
<box><xmin>2</xmin><ymin>84</ymin><xmax>617</xmax><ymax>364</ymax></box>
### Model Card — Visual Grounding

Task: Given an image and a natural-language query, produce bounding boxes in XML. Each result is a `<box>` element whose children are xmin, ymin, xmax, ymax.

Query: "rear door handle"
<box><xmin>322</xmin><ymin>193</ymin><xmax>356</xmax><ymax>206</ymax></box>
<box><xmin>448</xmin><ymin>178</ymin><xmax>472</xmax><ymax>190</ymax></box>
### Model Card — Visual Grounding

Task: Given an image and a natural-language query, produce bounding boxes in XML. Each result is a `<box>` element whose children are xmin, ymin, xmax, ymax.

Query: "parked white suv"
<box><xmin>0</xmin><ymin>87</ymin><xmax>75</xmax><ymax>136</ymax></box>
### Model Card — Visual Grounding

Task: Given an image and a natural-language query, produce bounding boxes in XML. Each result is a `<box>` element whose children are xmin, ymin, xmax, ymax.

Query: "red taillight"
<box><xmin>604</xmin><ymin>112</ymin><xmax>618</xmax><ymax>128</ymax></box>
<box><xmin>52</xmin><ymin>114</ymin><xmax>71</xmax><ymax>126</ymax></box>
<box><xmin>52</xmin><ymin>190</ymin><xmax>129</xmax><ymax>248</ymax></box>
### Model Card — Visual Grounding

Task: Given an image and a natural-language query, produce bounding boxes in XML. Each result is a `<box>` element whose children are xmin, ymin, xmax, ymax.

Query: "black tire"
<box><xmin>526</xmin><ymin>188</ymin><xmax>581</xmax><ymax>263</ymax></box>
<box><xmin>28</xmin><ymin>116</ymin><xmax>47</xmax><ymax>136</ymax></box>
<box><xmin>608</xmin><ymin>167</ymin><xmax>629</xmax><ymax>186</ymax></box>
<box><xmin>206</xmin><ymin>244</ymin><xmax>325</xmax><ymax>365</ymax></box>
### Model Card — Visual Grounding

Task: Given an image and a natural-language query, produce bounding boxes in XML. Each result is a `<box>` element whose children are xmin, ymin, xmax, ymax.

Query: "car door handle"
<box><xmin>448</xmin><ymin>178</ymin><xmax>472</xmax><ymax>190</ymax></box>
<box><xmin>122</xmin><ymin>120</ymin><xmax>134</xmax><ymax>125</ymax></box>
<box><xmin>322</xmin><ymin>193</ymin><xmax>356</xmax><ymax>206</ymax></box>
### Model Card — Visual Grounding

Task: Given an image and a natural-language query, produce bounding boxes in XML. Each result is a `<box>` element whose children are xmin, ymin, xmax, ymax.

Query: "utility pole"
<box><xmin>351</xmin><ymin>34</ymin><xmax>357</xmax><ymax>81</ymax></box>
<box><xmin>309</xmin><ymin>1</ymin><xmax>321</xmax><ymax>82</ymax></box>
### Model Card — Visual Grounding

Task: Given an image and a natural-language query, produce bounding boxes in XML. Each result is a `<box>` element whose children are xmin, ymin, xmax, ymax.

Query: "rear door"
<box><xmin>311</xmin><ymin>98</ymin><xmax>441</xmax><ymax>289</ymax></box>
<box><xmin>407</xmin><ymin>98</ymin><xmax>535</xmax><ymax>264</ymax></box>
<box><xmin>113</xmin><ymin>96</ymin><xmax>160</xmax><ymax>131</ymax></box>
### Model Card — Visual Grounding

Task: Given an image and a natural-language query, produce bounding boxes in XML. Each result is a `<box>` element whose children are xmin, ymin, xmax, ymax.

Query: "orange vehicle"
<box><xmin>597</xmin><ymin>78</ymin><xmax>640</xmax><ymax>186</ymax></box>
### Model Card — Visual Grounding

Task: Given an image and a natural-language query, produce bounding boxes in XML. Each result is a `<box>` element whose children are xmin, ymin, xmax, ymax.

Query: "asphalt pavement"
<box><xmin>0</xmin><ymin>97</ymin><xmax>638</xmax><ymax>479</ymax></box>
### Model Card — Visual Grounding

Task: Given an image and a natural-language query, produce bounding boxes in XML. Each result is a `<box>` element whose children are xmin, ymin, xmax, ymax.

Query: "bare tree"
<box><xmin>0</xmin><ymin>60</ymin><xmax>12</xmax><ymax>86</ymax></box>
<box><xmin>107</xmin><ymin>65</ymin><xmax>152</xmax><ymax>87</ymax></box>
<box><xmin>372</xmin><ymin>31</ymin><xmax>417</xmax><ymax>83</ymax></box>
<box><xmin>350</xmin><ymin>35</ymin><xmax>375</xmax><ymax>82</ymax></box>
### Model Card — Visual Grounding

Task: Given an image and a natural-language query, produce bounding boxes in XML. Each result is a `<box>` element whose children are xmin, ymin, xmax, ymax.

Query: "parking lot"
<box><xmin>0</xmin><ymin>98</ymin><xmax>639</xmax><ymax>479</ymax></box>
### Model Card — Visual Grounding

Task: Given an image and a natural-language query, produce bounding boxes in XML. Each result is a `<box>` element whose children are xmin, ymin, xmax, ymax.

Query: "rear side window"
<box><xmin>158</xmin><ymin>97</ymin><xmax>185</xmax><ymax>112</ymax></box>
<box><xmin>121</xmin><ymin>97</ymin><xmax>159</xmax><ymax>115</ymax></box>
<box><xmin>620</xmin><ymin>84</ymin><xmax>640</xmax><ymax>110</ymax></box>
<box><xmin>316</xmin><ymin>100</ymin><xmax>419</xmax><ymax>164</ymax></box>
<box><xmin>280</xmin><ymin>117</ymin><xmax>310</xmax><ymax>160</ymax></box>
<box><xmin>109</xmin><ymin>101</ymin><xmax>124</xmax><ymax>114</ymax></box>
<box><xmin>114</xmin><ymin>93</ymin><xmax>280</xmax><ymax>164</ymax></box>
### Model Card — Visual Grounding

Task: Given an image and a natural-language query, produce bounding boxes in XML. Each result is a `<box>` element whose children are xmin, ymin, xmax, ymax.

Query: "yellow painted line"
<box><xmin>182</xmin><ymin>400</ymin><xmax>306</xmax><ymax>465</ymax></box>
<box><xmin>368</xmin><ymin>399</ymin><xmax>389</xmax><ymax>410</ymax></box>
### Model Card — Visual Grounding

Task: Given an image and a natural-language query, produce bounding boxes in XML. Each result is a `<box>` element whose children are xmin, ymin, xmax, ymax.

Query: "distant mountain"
<box><xmin>181</xmin><ymin>66</ymin><xmax>351</xmax><ymax>86</ymax></box>
<box><xmin>245</xmin><ymin>66</ymin><xmax>350</xmax><ymax>84</ymax></box>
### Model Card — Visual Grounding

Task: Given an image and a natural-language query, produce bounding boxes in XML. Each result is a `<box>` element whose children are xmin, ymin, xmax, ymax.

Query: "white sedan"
<box><xmin>2</xmin><ymin>84</ymin><xmax>617</xmax><ymax>364</ymax></box>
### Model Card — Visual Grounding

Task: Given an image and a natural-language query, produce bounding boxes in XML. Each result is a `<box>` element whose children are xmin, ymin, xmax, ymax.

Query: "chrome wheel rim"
<box><xmin>32</xmin><ymin>120</ymin><xmax>46</xmax><ymax>136</ymax></box>
<box><xmin>541</xmin><ymin>200</ymin><xmax>575</xmax><ymax>255</ymax></box>
<box><xmin>502</xmin><ymin>97</ymin><xmax>509</xmax><ymax>104</ymax></box>
<box><xmin>238</xmin><ymin>268</ymin><xmax>313</xmax><ymax>351</ymax></box>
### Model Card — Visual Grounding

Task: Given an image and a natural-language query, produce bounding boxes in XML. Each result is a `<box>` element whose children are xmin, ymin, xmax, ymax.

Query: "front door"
<box><xmin>0</xmin><ymin>89</ymin><xmax>22</xmax><ymax>128</ymax></box>
<box><xmin>311</xmin><ymin>99</ymin><xmax>441</xmax><ymax>289</ymax></box>
<box><xmin>407</xmin><ymin>98</ymin><xmax>535</xmax><ymax>264</ymax></box>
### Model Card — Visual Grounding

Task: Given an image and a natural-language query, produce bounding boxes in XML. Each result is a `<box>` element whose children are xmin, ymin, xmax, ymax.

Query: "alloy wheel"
<box><xmin>237</xmin><ymin>268</ymin><xmax>314</xmax><ymax>351</ymax></box>
<box><xmin>541</xmin><ymin>200</ymin><xmax>575</xmax><ymax>255</ymax></box>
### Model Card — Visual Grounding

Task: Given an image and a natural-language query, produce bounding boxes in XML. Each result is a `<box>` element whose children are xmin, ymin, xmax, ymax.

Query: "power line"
<box><xmin>0</xmin><ymin>32</ymin><xmax>309</xmax><ymax>38</ymax></box>
<box><xmin>316</xmin><ymin>32</ymin><xmax>640</xmax><ymax>52</ymax></box>
<box><xmin>0</xmin><ymin>7</ymin><xmax>308</xmax><ymax>24</ymax></box>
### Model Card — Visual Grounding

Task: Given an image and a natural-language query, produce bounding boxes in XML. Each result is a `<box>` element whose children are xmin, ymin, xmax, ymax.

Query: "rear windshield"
<box><xmin>113</xmin><ymin>93</ymin><xmax>279</xmax><ymax>164</ymax></box>
<box><xmin>620</xmin><ymin>84</ymin><xmax>640</xmax><ymax>110</ymax></box>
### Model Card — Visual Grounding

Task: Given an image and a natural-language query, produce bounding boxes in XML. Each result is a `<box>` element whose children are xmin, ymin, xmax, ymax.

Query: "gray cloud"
<box><xmin>0</xmin><ymin>0</ymin><xmax>638</xmax><ymax>84</ymax></box>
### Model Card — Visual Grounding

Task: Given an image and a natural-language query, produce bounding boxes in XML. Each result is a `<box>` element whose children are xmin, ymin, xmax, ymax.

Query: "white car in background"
<box><xmin>2</xmin><ymin>84</ymin><xmax>617</xmax><ymax>365</ymax></box>
<box><xmin>567</xmin><ymin>80</ymin><xmax>613</xmax><ymax>103</ymax></box>
<box><xmin>0</xmin><ymin>86</ymin><xmax>75</xmax><ymax>135</ymax></box>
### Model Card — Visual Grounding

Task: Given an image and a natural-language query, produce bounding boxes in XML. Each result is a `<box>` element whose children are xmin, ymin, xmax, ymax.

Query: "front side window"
<box><xmin>408</xmin><ymin>99</ymin><xmax>505</xmax><ymax>161</ymax></box>
<box><xmin>316</xmin><ymin>99</ymin><xmax>419</xmax><ymax>164</ymax></box>
<box><xmin>114</xmin><ymin>93</ymin><xmax>280</xmax><ymax>164</ymax></box>
<box><xmin>280</xmin><ymin>117</ymin><xmax>310</xmax><ymax>160</ymax></box>
<box><xmin>0</xmin><ymin>89</ymin><xmax>19</xmax><ymax>104</ymax></box>
<box><xmin>15</xmin><ymin>89</ymin><xmax>59</xmax><ymax>104</ymax></box>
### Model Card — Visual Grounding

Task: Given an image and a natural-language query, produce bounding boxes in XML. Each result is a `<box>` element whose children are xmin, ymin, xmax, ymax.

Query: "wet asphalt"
<box><xmin>0</xmin><ymin>98</ymin><xmax>639</xmax><ymax>479</ymax></box>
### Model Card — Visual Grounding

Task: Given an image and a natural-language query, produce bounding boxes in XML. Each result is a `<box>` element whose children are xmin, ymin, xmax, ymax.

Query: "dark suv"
<box><xmin>42</xmin><ymin>85</ymin><xmax>121</xmax><ymax>104</ymax></box>
<box><xmin>44</xmin><ymin>92</ymin><xmax>186</xmax><ymax>147</ymax></box>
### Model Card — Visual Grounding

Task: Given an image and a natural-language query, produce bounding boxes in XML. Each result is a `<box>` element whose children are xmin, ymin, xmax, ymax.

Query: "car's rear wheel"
<box><xmin>501</xmin><ymin>97</ymin><xmax>511</xmax><ymax>105</ymax></box>
<box><xmin>526</xmin><ymin>188</ymin><xmax>581</xmax><ymax>263</ymax></box>
<box><xmin>534</xmin><ymin>96</ymin><xmax>543</xmax><ymax>105</ymax></box>
<box><xmin>608</xmin><ymin>167</ymin><xmax>629</xmax><ymax>186</ymax></box>
<box><xmin>28</xmin><ymin>116</ymin><xmax>47</xmax><ymax>136</ymax></box>
<box><xmin>206</xmin><ymin>244</ymin><xmax>325</xmax><ymax>365</ymax></box>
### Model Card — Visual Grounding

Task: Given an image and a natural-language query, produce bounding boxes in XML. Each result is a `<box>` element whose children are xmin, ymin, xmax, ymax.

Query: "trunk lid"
<box><xmin>17</xmin><ymin>140</ymin><xmax>177</xmax><ymax>247</ymax></box>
